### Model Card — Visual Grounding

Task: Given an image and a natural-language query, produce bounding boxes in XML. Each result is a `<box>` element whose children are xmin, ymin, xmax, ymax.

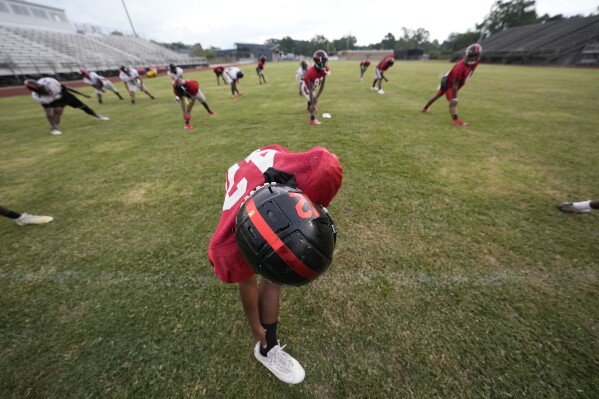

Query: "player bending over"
<box><xmin>213</xmin><ymin>65</ymin><xmax>225</xmax><ymax>85</ymax></box>
<box><xmin>256</xmin><ymin>56</ymin><xmax>267</xmax><ymax>85</ymax></box>
<box><xmin>359</xmin><ymin>58</ymin><xmax>370</xmax><ymax>82</ymax></box>
<box><xmin>421</xmin><ymin>43</ymin><xmax>482</xmax><ymax>127</ymax></box>
<box><xmin>25</xmin><ymin>77</ymin><xmax>109</xmax><ymax>136</ymax></box>
<box><xmin>80</xmin><ymin>68</ymin><xmax>123</xmax><ymax>103</ymax></box>
<box><xmin>295</xmin><ymin>60</ymin><xmax>308</xmax><ymax>96</ymax></box>
<box><xmin>173</xmin><ymin>78</ymin><xmax>215</xmax><ymax>131</ymax></box>
<box><xmin>1</xmin><ymin>205</ymin><xmax>53</xmax><ymax>226</ymax></box>
<box><xmin>301</xmin><ymin>50</ymin><xmax>329</xmax><ymax>125</ymax></box>
<box><xmin>209</xmin><ymin>145</ymin><xmax>342</xmax><ymax>384</ymax></box>
<box><xmin>118</xmin><ymin>66</ymin><xmax>155</xmax><ymax>104</ymax></box>
<box><xmin>372</xmin><ymin>54</ymin><xmax>395</xmax><ymax>94</ymax></box>
<box><xmin>224</xmin><ymin>67</ymin><xmax>244</xmax><ymax>99</ymax></box>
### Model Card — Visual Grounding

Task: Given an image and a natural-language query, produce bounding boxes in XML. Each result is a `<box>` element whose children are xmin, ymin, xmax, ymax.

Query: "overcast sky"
<box><xmin>46</xmin><ymin>0</ymin><xmax>598</xmax><ymax>48</ymax></box>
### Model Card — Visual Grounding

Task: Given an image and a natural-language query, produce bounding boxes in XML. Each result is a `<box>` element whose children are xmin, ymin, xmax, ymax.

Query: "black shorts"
<box><xmin>43</xmin><ymin>88</ymin><xmax>86</xmax><ymax>109</ymax></box>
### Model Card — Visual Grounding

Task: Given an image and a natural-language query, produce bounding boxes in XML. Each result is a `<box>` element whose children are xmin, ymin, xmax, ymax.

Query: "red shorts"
<box><xmin>437</xmin><ymin>87</ymin><xmax>456</xmax><ymax>101</ymax></box>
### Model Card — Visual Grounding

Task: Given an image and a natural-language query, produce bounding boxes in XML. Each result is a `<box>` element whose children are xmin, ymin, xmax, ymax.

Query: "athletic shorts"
<box><xmin>126</xmin><ymin>81</ymin><xmax>146</xmax><ymax>93</ymax></box>
<box><xmin>195</xmin><ymin>90</ymin><xmax>207</xmax><ymax>103</ymax></box>
<box><xmin>375</xmin><ymin>67</ymin><xmax>384</xmax><ymax>79</ymax></box>
<box><xmin>436</xmin><ymin>77</ymin><xmax>456</xmax><ymax>100</ymax></box>
<box><xmin>94</xmin><ymin>80</ymin><xmax>117</xmax><ymax>95</ymax></box>
<box><xmin>43</xmin><ymin>90</ymin><xmax>86</xmax><ymax>109</ymax></box>
<box><xmin>300</xmin><ymin>82</ymin><xmax>316</xmax><ymax>101</ymax></box>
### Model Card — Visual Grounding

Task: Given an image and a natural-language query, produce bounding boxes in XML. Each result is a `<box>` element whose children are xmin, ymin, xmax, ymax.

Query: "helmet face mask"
<box><xmin>120</xmin><ymin>65</ymin><xmax>129</xmax><ymax>74</ymax></box>
<box><xmin>169</xmin><ymin>63</ymin><xmax>176</xmax><ymax>73</ymax></box>
<box><xmin>235</xmin><ymin>183</ymin><xmax>336</xmax><ymax>286</ymax></box>
<box><xmin>173</xmin><ymin>79</ymin><xmax>186</xmax><ymax>96</ymax></box>
<box><xmin>465</xmin><ymin>43</ymin><xmax>482</xmax><ymax>65</ymax></box>
<box><xmin>25</xmin><ymin>79</ymin><xmax>49</xmax><ymax>95</ymax></box>
<box><xmin>313</xmin><ymin>50</ymin><xmax>329</xmax><ymax>71</ymax></box>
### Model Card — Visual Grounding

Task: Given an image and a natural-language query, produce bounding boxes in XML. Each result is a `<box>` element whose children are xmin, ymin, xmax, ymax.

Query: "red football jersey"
<box><xmin>173</xmin><ymin>79</ymin><xmax>199</xmax><ymax>97</ymax></box>
<box><xmin>213</xmin><ymin>66</ymin><xmax>224</xmax><ymax>74</ymax></box>
<box><xmin>208</xmin><ymin>145</ymin><xmax>343</xmax><ymax>283</ymax></box>
<box><xmin>377</xmin><ymin>56</ymin><xmax>394</xmax><ymax>71</ymax></box>
<box><xmin>257</xmin><ymin>60</ymin><xmax>265</xmax><ymax>70</ymax></box>
<box><xmin>360</xmin><ymin>60</ymin><xmax>371</xmax><ymax>67</ymax></box>
<box><xmin>446</xmin><ymin>60</ymin><xmax>479</xmax><ymax>89</ymax></box>
<box><xmin>303</xmin><ymin>65</ymin><xmax>329</xmax><ymax>86</ymax></box>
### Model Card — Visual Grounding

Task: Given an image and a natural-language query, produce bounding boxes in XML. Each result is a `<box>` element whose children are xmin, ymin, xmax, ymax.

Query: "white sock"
<box><xmin>573</xmin><ymin>200</ymin><xmax>592</xmax><ymax>211</ymax></box>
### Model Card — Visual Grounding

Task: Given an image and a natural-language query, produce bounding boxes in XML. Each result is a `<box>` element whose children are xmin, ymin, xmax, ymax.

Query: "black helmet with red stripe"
<box><xmin>173</xmin><ymin>78</ymin><xmax>187</xmax><ymax>96</ymax></box>
<box><xmin>465</xmin><ymin>43</ymin><xmax>482</xmax><ymax>65</ymax></box>
<box><xmin>235</xmin><ymin>183</ymin><xmax>336</xmax><ymax>286</ymax></box>
<box><xmin>313</xmin><ymin>50</ymin><xmax>328</xmax><ymax>71</ymax></box>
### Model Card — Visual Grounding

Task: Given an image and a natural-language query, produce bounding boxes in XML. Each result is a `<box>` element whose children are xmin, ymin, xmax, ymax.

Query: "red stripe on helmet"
<box><xmin>245</xmin><ymin>197</ymin><xmax>318</xmax><ymax>281</ymax></box>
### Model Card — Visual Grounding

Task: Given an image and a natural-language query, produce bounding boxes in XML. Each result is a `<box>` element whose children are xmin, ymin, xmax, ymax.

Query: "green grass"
<box><xmin>0</xmin><ymin>60</ymin><xmax>598</xmax><ymax>398</ymax></box>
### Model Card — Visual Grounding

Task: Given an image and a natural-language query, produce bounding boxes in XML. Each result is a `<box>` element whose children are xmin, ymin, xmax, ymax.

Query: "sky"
<box><xmin>45</xmin><ymin>0</ymin><xmax>598</xmax><ymax>49</ymax></box>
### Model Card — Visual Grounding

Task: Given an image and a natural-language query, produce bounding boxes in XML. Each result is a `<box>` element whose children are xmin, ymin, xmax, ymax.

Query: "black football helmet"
<box><xmin>235</xmin><ymin>183</ymin><xmax>337</xmax><ymax>286</ymax></box>
<box><xmin>465</xmin><ymin>43</ymin><xmax>482</xmax><ymax>65</ymax></box>
<box><xmin>236</xmin><ymin>70</ymin><xmax>244</xmax><ymax>79</ymax></box>
<box><xmin>120</xmin><ymin>65</ymin><xmax>129</xmax><ymax>74</ymax></box>
<box><xmin>173</xmin><ymin>79</ymin><xmax>187</xmax><ymax>96</ymax></box>
<box><xmin>24</xmin><ymin>79</ymin><xmax>49</xmax><ymax>95</ymax></box>
<box><xmin>386</xmin><ymin>56</ymin><xmax>395</xmax><ymax>67</ymax></box>
<box><xmin>169</xmin><ymin>63</ymin><xmax>176</xmax><ymax>73</ymax></box>
<box><xmin>259</xmin><ymin>55</ymin><xmax>266</xmax><ymax>62</ymax></box>
<box><xmin>313</xmin><ymin>50</ymin><xmax>328</xmax><ymax>71</ymax></box>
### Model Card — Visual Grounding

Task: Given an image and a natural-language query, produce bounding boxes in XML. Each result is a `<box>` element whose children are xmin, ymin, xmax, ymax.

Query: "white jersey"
<box><xmin>167</xmin><ymin>67</ymin><xmax>184</xmax><ymax>81</ymax></box>
<box><xmin>224</xmin><ymin>67</ymin><xmax>240</xmax><ymax>84</ymax></box>
<box><xmin>83</xmin><ymin>71</ymin><xmax>109</xmax><ymax>87</ymax></box>
<box><xmin>31</xmin><ymin>77</ymin><xmax>62</xmax><ymax>104</ymax></box>
<box><xmin>119</xmin><ymin>68</ymin><xmax>139</xmax><ymax>84</ymax></box>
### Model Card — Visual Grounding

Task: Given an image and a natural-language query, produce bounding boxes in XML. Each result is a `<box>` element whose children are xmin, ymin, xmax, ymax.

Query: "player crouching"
<box><xmin>301</xmin><ymin>50</ymin><xmax>329</xmax><ymax>125</ymax></box>
<box><xmin>256</xmin><ymin>55</ymin><xmax>267</xmax><ymax>85</ymax></box>
<box><xmin>224</xmin><ymin>67</ymin><xmax>244</xmax><ymax>99</ymax></box>
<box><xmin>173</xmin><ymin>79</ymin><xmax>215</xmax><ymax>131</ymax></box>
<box><xmin>118</xmin><ymin>65</ymin><xmax>156</xmax><ymax>104</ymax></box>
<box><xmin>80</xmin><ymin>68</ymin><xmax>123</xmax><ymax>103</ymax></box>
<box><xmin>422</xmin><ymin>43</ymin><xmax>482</xmax><ymax>127</ymax></box>
<box><xmin>25</xmin><ymin>77</ymin><xmax>109</xmax><ymax>136</ymax></box>
<box><xmin>372</xmin><ymin>54</ymin><xmax>394</xmax><ymax>94</ymax></box>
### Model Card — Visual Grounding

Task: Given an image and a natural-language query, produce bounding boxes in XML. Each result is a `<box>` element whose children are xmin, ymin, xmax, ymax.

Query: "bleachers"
<box><xmin>476</xmin><ymin>15</ymin><xmax>599</xmax><ymax>65</ymax></box>
<box><xmin>94</xmin><ymin>35</ymin><xmax>187</xmax><ymax>64</ymax></box>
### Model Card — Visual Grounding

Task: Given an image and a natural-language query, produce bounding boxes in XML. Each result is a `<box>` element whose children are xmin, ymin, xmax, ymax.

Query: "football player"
<box><xmin>208</xmin><ymin>145</ymin><xmax>342</xmax><ymax>384</ymax></box>
<box><xmin>80</xmin><ymin>68</ymin><xmax>123</xmax><ymax>104</ymax></box>
<box><xmin>301</xmin><ymin>50</ymin><xmax>329</xmax><ymax>125</ymax></box>
<box><xmin>172</xmin><ymin>78</ymin><xmax>215</xmax><ymax>131</ymax></box>
<box><xmin>256</xmin><ymin>55</ymin><xmax>267</xmax><ymax>85</ymax></box>
<box><xmin>558</xmin><ymin>199</ymin><xmax>598</xmax><ymax>214</ymax></box>
<box><xmin>295</xmin><ymin>60</ymin><xmax>308</xmax><ymax>96</ymax></box>
<box><xmin>25</xmin><ymin>77</ymin><xmax>109</xmax><ymax>136</ymax></box>
<box><xmin>371</xmin><ymin>54</ymin><xmax>395</xmax><ymax>94</ymax></box>
<box><xmin>359</xmin><ymin>58</ymin><xmax>370</xmax><ymax>82</ymax></box>
<box><xmin>213</xmin><ymin>65</ymin><xmax>225</xmax><ymax>85</ymax></box>
<box><xmin>118</xmin><ymin>66</ymin><xmax>156</xmax><ymax>104</ymax></box>
<box><xmin>167</xmin><ymin>63</ymin><xmax>184</xmax><ymax>102</ymax></box>
<box><xmin>421</xmin><ymin>43</ymin><xmax>482</xmax><ymax>127</ymax></box>
<box><xmin>1</xmin><ymin>205</ymin><xmax>53</xmax><ymax>226</ymax></box>
<box><xmin>224</xmin><ymin>66</ymin><xmax>244</xmax><ymax>99</ymax></box>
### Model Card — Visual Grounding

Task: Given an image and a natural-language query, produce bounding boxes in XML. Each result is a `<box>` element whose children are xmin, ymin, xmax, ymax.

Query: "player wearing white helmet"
<box><xmin>80</xmin><ymin>68</ymin><xmax>123</xmax><ymax>104</ymax></box>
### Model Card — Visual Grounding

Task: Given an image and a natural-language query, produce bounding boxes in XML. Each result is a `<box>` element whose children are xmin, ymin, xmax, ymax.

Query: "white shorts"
<box><xmin>195</xmin><ymin>90</ymin><xmax>207</xmax><ymax>103</ymax></box>
<box><xmin>126</xmin><ymin>80</ymin><xmax>146</xmax><ymax>93</ymax></box>
<box><xmin>95</xmin><ymin>80</ymin><xmax>117</xmax><ymax>94</ymax></box>
<box><xmin>375</xmin><ymin>68</ymin><xmax>384</xmax><ymax>79</ymax></box>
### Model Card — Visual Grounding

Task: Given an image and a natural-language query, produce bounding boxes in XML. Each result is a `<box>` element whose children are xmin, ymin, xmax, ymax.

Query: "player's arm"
<box><xmin>186</xmin><ymin>97</ymin><xmax>196</xmax><ymax>114</ymax></box>
<box><xmin>316</xmin><ymin>76</ymin><xmax>326</xmax><ymax>99</ymax></box>
<box><xmin>179</xmin><ymin>95</ymin><xmax>187</xmax><ymax>116</ymax></box>
<box><xmin>308</xmin><ymin>80</ymin><xmax>316</xmax><ymax>110</ymax></box>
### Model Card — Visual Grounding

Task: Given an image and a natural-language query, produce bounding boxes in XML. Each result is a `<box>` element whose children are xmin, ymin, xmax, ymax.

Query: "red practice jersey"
<box><xmin>303</xmin><ymin>65</ymin><xmax>329</xmax><ymax>86</ymax></box>
<box><xmin>257</xmin><ymin>60</ymin><xmax>265</xmax><ymax>70</ymax></box>
<box><xmin>213</xmin><ymin>66</ymin><xmax>224</xmax><ymax>74</ymax></box>
<box><xmin>174</xmin><ymin>79</ymin><xmax>199</xmax><ymax>97</ymax></box>
<box><xmin>360</xmin><ymin>60</ymin><xmax>371</xmax><ymax>67</ymax></box>
<box><xmin>446</xmin><ymin>59</ymin><xmax>479</xmax><ymax>90</ymax></box>
<box><xmin>208</xmin><ymin>145</ymin><xmax>343</xmax><ymax>283</ymax></box>
<box><xmin>377</xmin><ymin>55</ymin><xmax>394</xmax><ymax>71</ymax></box>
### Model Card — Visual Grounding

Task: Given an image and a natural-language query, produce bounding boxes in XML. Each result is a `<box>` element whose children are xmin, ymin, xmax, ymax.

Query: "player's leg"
<box><xmin>258</xmin><ymin>278</ymin><xmax>281</xmax><ymax>355</ymax></box>
<box><xmin>141</xmin><ymin>83</ymin><xmax>155</xmax><ymax>99</ymax></box>
<box><xmin>238</xmin><ymin>275</ymin><xmax>267</xmax><ymax>347</ymax></box>
<box><xmin>422</xmin><ymin>92</ymin><xmax>443</xmax><ymax>112</ymax></box>
<box><xmin>53</xmin><ymin>107</ymin><xmax>64</xmax><ymax>127</ymax></box>
<box><xmin>105</xmin><ymin>82</ymin><xmax>123</xmax><ymax>99</ymax></box>
<box><xmin>96</xmin><ymin>88</ymin><xmax>103</xmax><ymax>104</ymax></box>
<box><xmin>448</xmin><ymin>94</ymin><xmax>467</xmax><ymax>126</ymax></box>
<box><xmin>196</xmin><ymin>91</ymin><xmax>215</xmax><ymax>115</ymax></box>
<box><xmin>65</xmin><ymin>92</ymin><xmax>106</xmax><ymax>119</ymax></box>
<box><xmin>1</xmin><ymin>205</ymin><xmax>53</xmax><ymax>225</ymax></box>
<box><xmin>43</xmin><ymin>107</ymin><xmax>59</xmax><ymax>132</ymax></box>
<box><xmin>261</xmin><ymin>71</ymin><xmax>266</xmax><ymax>84</ymax></box>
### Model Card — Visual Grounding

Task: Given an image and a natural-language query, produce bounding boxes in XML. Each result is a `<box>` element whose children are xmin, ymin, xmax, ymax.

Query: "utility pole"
<box><xmin>120</xmin><ymin>0</ymin><xmax>138</xmax><ymax>37</ymax></box>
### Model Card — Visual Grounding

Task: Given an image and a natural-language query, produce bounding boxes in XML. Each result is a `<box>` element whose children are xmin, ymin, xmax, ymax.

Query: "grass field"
<box><xmin>1</xmin><ymin>60</ymin><xmax>598</xmax><ymax>398</ymax></box>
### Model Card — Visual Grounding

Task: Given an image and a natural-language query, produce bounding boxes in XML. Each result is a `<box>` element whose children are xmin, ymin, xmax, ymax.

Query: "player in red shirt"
<box><xmin>359</xmin><ymin>58</ymin><xmax>370</xmax><ymax>82</ymax></box>
<box><xmin>213</xmin><ymin>66</ymin><xmax>225</xmax><ymax>85</ymax></box>
<box><xmin>421</xmin><ymin>43</ymin><xmax>482</xmax><ymax>126</ymax></box>
<box><xmin>301</xmin><ymin>50</ymin><xmax>329</xmax><ymax>125</ymax></box>
<box><xmin>172</xmin><ymin>79</ymin><xmax>215</xmax><ymax>131</ymax></box>
<box><xmin>208</xmin><ymin>144</ymin><xmax>342</xmax><ymax>384</ymax></box>
<box><xmin>256</xmin><ymin>55</ymin><xmax>267</xmax><ymax>85</ymax></box>
<box><xmin>371</xmin><ymin>54</ymin><xmax>395</xmax><ymax>94</ymax></box>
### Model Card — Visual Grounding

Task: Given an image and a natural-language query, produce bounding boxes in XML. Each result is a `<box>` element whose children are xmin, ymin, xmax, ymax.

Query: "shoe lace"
<box><xmin>271</xmin><ymin>345</ymin><xmax>293</xmax><ymax>372</ymax></box>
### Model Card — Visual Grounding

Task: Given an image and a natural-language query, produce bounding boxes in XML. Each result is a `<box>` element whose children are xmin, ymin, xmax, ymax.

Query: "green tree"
<box><xmin>380</xmin><ymin>33</ymin><xmax>396</xmax><ymax>50</ymax></box>
<box><xmin>478</xmin><ymin>0</ymin><xmax>538</xmax><ymax>35</ymax></box>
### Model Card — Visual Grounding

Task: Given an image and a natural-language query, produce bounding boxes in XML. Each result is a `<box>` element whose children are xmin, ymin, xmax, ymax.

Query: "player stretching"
<box><xmin>359</xmin><ymin>58</ymin><xmax>370</xmax><ymax>82</ymax></box>
<box><xmin>25</xmin><ymin>77</ymin><xmax>109</xmax><ymax>136</ymax></box>
<box><xmin>209</xmin><ymin>145</ymin><xmax>342</xmax><ymax>384</ymax></box>
<box><xmin>173</xmin><ymin>79</ymin><xmax>215</xmax><ymax>131</ymax></box>
<box><xmin>372</xmin><ymin>54</ymin><xmax>395</xmax><ymax>94</ymax></box>
<box><xmin>256</xmin><ymin>56</ymin><xmax>267</xmax><ymax>85</ymax></box>
<box><xmin>224</xmin><ymin>67</ymin><xmax>244</xmax><ymax>99</ymax></box>
<box><xmin>301</xmin><ymin>50</ymin><xmax>329</xmax><ymax>125</ymax></box>
<box><xmin>118</xmin><ymin>66</ymin><xmax>155</xmax><ymax>104</ymax></box>
<box><xmin>80</xmin><ymin>68</ymin><xmax>123</xmax><ymax>103</ymax></box>
<box><xmin>295</xmin><ymin>60</ymin><xmax>308</xmax><ymax>96</ymax></box>
<box><xmin>421</xmin><ymin>43</ymin><xmax>482</xmax><ymax>127</ymax></box>
<box><xmin>213</xmin><ymin>65</ymin><xmax>225</xmax><ymax>85</ymax></box>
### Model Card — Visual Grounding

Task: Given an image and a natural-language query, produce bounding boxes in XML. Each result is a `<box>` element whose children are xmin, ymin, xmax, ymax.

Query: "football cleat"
<box><xmin>254</xmin><ymin>342</ymin><xmax>305</xmax><ymax>384</ymax></box>
<box><xmin>557</xmin><ymin>202</ymin><xmax>591</xmax><ymax>213</ymax></box>
<box><xmin>14</xmin><ymin>213</ymin><xmax>53</xmax><ymax>226</ymax></box>
<box><xmin>452</xmin><ymin>119</ymin><xmax>469</xmax><ymax>126</ymax></box>
<box><xmin>309</xmin><ymin>119</ymin><xmax>323</xmax><ymax>125</ymax></box>
<box><xmin>377</xmin><ymin>89</ymin><xmax>385</xmax><ymax>94</ymax></box>
<box><xmin>184</xmin><ymin>123</ymin><xmax>194</xmax><ymax>131</ymax></box>
<box><xmin>421</xmin><ymin>107</ymin><xmax>430</xmax><ymax>113</ymax></box>
<box><xmin>50</xmin><ymin>129</ymin><xmax>62</xmax><ymax>136</ymax></box>
<box><xmin>96</xmin><ymin>115</ymin><xmax>109</xmax><ymax>121</ymax></box>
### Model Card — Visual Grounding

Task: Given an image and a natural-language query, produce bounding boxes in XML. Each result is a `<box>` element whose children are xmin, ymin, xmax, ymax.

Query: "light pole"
<box><xmin>120</xmin><ymin>0</ymin><xmax>138</xmax><ymax>37</ymax></box>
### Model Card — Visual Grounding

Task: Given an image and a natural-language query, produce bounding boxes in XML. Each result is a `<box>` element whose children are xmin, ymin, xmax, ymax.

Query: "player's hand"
<box><xmin>253</xmin><ymin>327</ymin><xmax>267</xmax><ymax>348</ymax></box>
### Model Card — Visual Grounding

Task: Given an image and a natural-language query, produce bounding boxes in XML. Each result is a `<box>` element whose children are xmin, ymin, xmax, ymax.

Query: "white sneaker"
<box><xmin>50</xmin><ymin>129</ymin><xmax>62</xmax><ymax>136</ymax></box>
<box><xmin>97</xmin><ymin>115</ymin><xmax>109</xmax><ymax>121</ymax></box>
<box><xmin>371</xmin><ymin>86</ymin><xmax>377</xmax><ymax>91</ymax></box>
<box><xmin>15</xmin><ymin>213</ymin><xmax>53</xmax><ymax>226</ymax></box>
<box><xmin>557</xmin><ymin>202</ymin><xmax>591</xmax><ymax>213</ymax></box>
<box><xmin>378</xmin><ymin>89</ymin><xmax>385</xmax><ymax>94</ymax></box>
<box><xmin>360</xmin><ymin>78</ymin><xmax>363</xmax><ymax>83</ymax></box>
<box><xmin>254</xmin><ymin>342</ymin><xmax>305</xmax><ymax>384</ymax></box>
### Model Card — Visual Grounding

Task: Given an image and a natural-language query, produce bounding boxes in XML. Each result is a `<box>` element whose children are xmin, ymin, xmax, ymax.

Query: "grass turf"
<box><xmin>0</xmin><ymin>61</ymin><xmax>598</xmax><ymax>398</ymax></box>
